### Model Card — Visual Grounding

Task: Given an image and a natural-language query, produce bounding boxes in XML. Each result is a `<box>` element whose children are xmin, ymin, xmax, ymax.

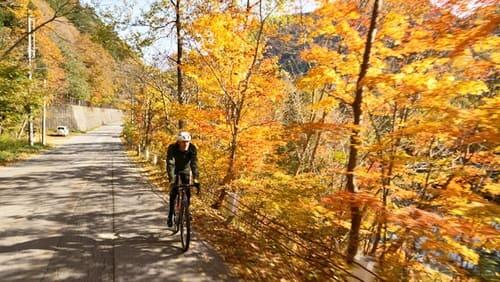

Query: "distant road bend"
<box><xmin>0</xmin><ymin>125</ymin><xmax>232</xmax><ymax>282</ymax></box>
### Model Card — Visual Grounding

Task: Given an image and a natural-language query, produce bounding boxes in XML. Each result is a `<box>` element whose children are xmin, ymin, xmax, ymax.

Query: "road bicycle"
<box><xmin>171</xmin><ymin>180</ymin><xmax>199</xmax><ymax>252</ymax></box>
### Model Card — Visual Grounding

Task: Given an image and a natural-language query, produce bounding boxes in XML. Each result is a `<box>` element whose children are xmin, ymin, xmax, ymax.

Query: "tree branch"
<box><xmin>1</xmin><ymin>1</ymin><xmax>77</xmax><ymax>60</ymax></box>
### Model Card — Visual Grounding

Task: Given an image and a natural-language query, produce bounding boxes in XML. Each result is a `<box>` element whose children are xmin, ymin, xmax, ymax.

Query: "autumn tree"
<box><xmin>301</xmin><ymin>0</ymin><xmax>499</xmax><ymax>278</ymax></box>
<box><xmin>183</xmin><ymin>1</ymin><xmax>286</xmax><ymax>207</ymax></box>
<box><xmin>0</xmin><ymin>0</ymin><xmax>78</xmax><ymax>61</ymax></box>
<box><xmin>131</xmin><ymin>0</ymin><xmax>213</xmax><ymax>129</ymax></box>
<box><xmin>118</xmin><ymin>0</ymin><xmax>498</xmax><ymax>279</ymax></box>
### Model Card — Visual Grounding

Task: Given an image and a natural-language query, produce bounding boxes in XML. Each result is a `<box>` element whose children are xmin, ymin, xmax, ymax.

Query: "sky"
<box><xmin>80</xmin><ymin>0</ymin><xmax>318</xmax><ymax>66</ymax></box>
<box><xmin>80</xmin><ymin>0</ymin><xmax>488</xmax><ymax>66</ymax></box>
<box><xmin>80</xmin><ymin>0</ymin><xmax>163</xmax><ymax>64</ymax></box>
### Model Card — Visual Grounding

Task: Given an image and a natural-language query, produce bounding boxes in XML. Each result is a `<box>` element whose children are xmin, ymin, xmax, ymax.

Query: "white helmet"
<box><xmin>176</xmin><ymin>131</ymin><xmax>192</xmax><ymax>142</ymax></box>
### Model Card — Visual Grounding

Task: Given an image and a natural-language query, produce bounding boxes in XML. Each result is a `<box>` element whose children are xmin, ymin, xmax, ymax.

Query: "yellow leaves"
<box><xmin>400</xmin><ymin>58</ymin><xmax>450</xmax><ymax>78</ymax></box>
<box><xmin>311</xmin><ymin>8</ymin><xmax>364</xmax><ymax>51</ymax></box>
<box><xmin>337</xmin><ymin>53</ymin><xmax>361</xmax><ymax>76</ymax></box>
<box><xmin>372</xmin><ymin>41</ymin><xmax>395</xmax><ymax>58</ymax></box>
<box><xmin>400</xmin><ymin>73</ymin><xmax>438</xmax><ymax>92</ymax></box>
<box><xmin>10</xmin><ymin>0</ymin><xmax>30</xmax><ymax>18</ymax></box>
<box><xmin>308</xmin><ymin>96</ymin><xmax>339</xmax><ymax>112</ymax></box>
<box><xmin>379</xmin><ymin>11</ymin><xmax>409</xmax><ymax>43</ymax></box>
<box><xmin>389</xmin><ymin>186</ymin><xmax>417</xmax><ymax>202</ymax></box>
<box><xmin>186</xmin><ymin>9</ymin><xmax>285</xmax><ymax>179</ymax></box>
<box><xmin>297</xmin><ymin>65</ymin><xmax>342</xmax><ymax>90</ymax></box>
<box><xmin>454</xmin><ymin>80</ymin><xmax>489</xmax><ymax>95</ymax></box>
<box><xmin>433</xmin><ymin>34</ymin><xmax>461</xmax><ymax>52</ymax></box>
<box><xmin>192</xmin><ymin>12</ymin><xmax>252</xmax><ymax>56</ymax></box>
<box><xmin>316</xmin><ymin>1</ymin><xmax>360</xmax><ymax>21</ymax></box>
<box><xmin>425</xmin><ymin>77</ymin><xmax>438</xmax><ymax>90</ymax></box>
<box><xmin>443</xmin><ymin>237</ymin><xmax>480</xmax><ymax>265</ymax></box>
<box><xmin>337</xmin><ymin>20</ymin><xmax>365</xmax><ymax>52</ymax></box>
<box><xmin>449</xmin><ymin>200</ymin><xmax>484</xmax><ymax>216</ymax></box>
<box><xmin>399</xmin><ymin>28</ymin><xmax>433</xmax><ymax>54</ymax></box>
<box><xmin>300</xmin><ymin>44</ymin><xmax>340</xmax><ymax>64</ymax></box>
<box><xmin>483</xmin><ymin>183</ymin><xmax>500</xmax><ymax>196</ymax></box>
<box><xmin>366</xmin><ymin>57</ymin><xmax>385</xmax><ymax>77</ymax></box>
<box><xmin>451</xmin><ymin>49</ymin><xmax>476</xmax><ymax>69</ymax></box>
<box><xmin>472</xmin><ymin>35</ymin><xmax>500</xmax><ymax>53</ymax></box>
<box><xmin>491</xmin><ymin>50</ymin><xmax>500</xmax><ymax>65</ymax></box>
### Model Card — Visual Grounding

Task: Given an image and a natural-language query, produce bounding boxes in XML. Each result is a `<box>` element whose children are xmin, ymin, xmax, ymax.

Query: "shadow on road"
<box><xmin>0</xmin><ymin>127</ymin><xmax>233</xmax><ymax>281</ymax></box>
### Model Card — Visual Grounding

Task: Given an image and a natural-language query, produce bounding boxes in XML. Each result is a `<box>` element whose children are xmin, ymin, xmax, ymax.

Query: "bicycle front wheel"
<box><xmin>180</xmin><ymin>200</ymin><xmax>191</xmax><ymax>252</ymax></box>
<box><xmin>173</xmin><ymin>195</ymin><xmax>181</xmax><ymax>233</ymax></box>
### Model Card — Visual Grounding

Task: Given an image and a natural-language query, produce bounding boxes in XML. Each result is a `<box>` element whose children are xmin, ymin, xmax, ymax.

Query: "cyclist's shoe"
<box><xmin>167</xmin><ymin>216</ymin><xmax>173</xmax><ymax>227</ymax></box>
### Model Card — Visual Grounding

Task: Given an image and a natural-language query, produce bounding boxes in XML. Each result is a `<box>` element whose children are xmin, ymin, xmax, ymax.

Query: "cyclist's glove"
<box><xmin>193</xmin><ymin>179</ymin><xmax>201</xmax><ymax>195</ymax></box>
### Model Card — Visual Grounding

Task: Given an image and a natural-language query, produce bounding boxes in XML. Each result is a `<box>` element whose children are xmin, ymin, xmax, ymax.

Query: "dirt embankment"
<box><xmin>33</xmin><ymin>0</ymin><xmax>81</xmax><ymax>44</ymax></box>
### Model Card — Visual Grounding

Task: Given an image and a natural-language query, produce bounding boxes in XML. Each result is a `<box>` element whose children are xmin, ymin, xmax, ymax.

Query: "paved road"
<box><xmin>0</xmin><ymin>125</ymin><xmax>232</xmax><ymax>282</ymax></box>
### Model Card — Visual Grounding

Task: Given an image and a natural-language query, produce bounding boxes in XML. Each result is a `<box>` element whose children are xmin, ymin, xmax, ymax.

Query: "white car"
<box><xmin>56</xmin><ymin>126</ymin><xmax>69</xmax><ymax>136</ymax></box>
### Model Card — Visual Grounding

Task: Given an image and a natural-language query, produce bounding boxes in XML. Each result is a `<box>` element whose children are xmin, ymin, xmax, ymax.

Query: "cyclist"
<box><xmin>166</xmin><ymin>131</ymin><xmax>200</xmax><ymax>227</ymax></box>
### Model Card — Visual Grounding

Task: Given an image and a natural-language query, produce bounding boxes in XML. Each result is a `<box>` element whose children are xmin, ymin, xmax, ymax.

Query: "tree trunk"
<box><xmin>145</xmin><ymin>101</ymin><xmax>154</xmax><ymax>149</ymax></box>
<box><xmin>212</xmin><ymin>125</ymin><xmax>238</xmax><ymax>209</ymax></box>
<box><xmin>175</xmin><ymin>0</ymin><xmax>185</xmax><ymax>130</ymax></box>
<box><xmin>309</xmin><ymin>112</ymin><xmax>327</xmax><ymax>171</ymax></box>
<box><xmin>345</xmin><ymin>0</ymin><xmax>382</xmax><ymax>265</ymax></box>
<box><xmin>223</xmin><ymin>134</ymin><xmax>238</xmax><ymax>185</ymax></box>
<box><xmin>17</xmin><ymin>118</ymin><xmax>28</xmax><ymax>140</ymax></box>
<box><xmin>294</xmin><ymin>132</ymin><xmax>312</xmax><ymax>176</ymax></box>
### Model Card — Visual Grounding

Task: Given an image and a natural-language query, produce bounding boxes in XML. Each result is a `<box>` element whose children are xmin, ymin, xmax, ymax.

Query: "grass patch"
<box><xmin>0</xmin><ymin>135</ymin><xmax>50</xmax><ymax>165</ymax></box>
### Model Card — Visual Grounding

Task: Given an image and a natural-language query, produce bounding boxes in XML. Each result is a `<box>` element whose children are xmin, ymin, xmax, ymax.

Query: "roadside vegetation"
<box><xmin>120</xmin><ymin>0</ymin><xmax>499</xmax><ymax>280</ymax></box>
<box><xmin>1</xmin><ymin>0</ymin><xmax>137</xmax><ymax>162</ymax></box>
<box><xmin>0</xmin><ymin>135</ymin><xmax>49</xmax><ymax>164</ymax></box>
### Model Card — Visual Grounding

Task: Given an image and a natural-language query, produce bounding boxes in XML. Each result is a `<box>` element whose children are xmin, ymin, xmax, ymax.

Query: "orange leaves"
<box><xmin>315</xmin><ymin>1</ymin><xmax>360</xmax><ymax>22</ymax></box>
<box><xmin>450</xmin><ymin>13</ymin><xmax>500</xmax><ymax>55</ymax></box>
<box><xmin>294</xmin><ymin>122</ymin><xmax>348</xmax><ymax>135</ymax></box>
<box><xmin>299</xmin><ymin>44</ymin><xmax>341</xmax><ymax>65</ymax></box>
<box><xmin>322</xmin><ymin>191</ymin><xmax>384</xmax><ymax>212</ymax></box>
<box><xmin>297</xmin><ymin>66</ymin><xmax>342</xmax><ymax>90</ymax></box>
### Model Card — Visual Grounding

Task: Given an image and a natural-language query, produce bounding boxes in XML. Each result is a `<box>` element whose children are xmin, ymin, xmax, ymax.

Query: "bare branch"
<box><xmin>1</xmin><ymin>0</ymin><xmax>77</xmax><ymax>60</ymax></box>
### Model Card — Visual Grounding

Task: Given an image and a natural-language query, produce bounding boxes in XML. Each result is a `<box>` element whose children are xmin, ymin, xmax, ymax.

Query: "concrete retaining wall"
<box><xmin>46</xmin><ymin>104</ymin><xmax>123</xmax><ymax>132</ymax></box>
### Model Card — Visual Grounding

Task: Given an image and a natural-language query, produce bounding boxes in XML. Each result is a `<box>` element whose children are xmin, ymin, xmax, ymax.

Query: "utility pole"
<box><xmin>42</xmin><ymin>79</ymin><xmax>47</xmax><ymax>146</ymax></box>
<box><xmin>27</xmin><ymin>12</ymin><xmax>35</xmax><ymax>146</ymax></box>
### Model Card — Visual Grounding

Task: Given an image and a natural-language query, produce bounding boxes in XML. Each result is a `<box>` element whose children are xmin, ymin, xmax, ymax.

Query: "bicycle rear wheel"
<box><xmin>180</xmin><ymin>198</ymin><xmax>191</xmax><ymax>252</ymax></box>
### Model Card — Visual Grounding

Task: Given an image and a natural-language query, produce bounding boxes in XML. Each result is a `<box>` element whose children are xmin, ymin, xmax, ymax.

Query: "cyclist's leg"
<box><xmin>179</xmin><ymin>172</ymin><xmax>190</xmax><ymax>185</ymax></box>
<box><xmin>168</xmin><ymin>181</ymin><xmax>178</xmax><ymax>223</ymax></box>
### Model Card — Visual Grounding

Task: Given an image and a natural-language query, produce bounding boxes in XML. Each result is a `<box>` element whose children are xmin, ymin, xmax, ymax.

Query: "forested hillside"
<box><xmin>0</xmin><ymin>0</ymin><xmax>136</xmax><ymax>139</ymax></box>
<box><xmin>122</xmin><ymin>0</ymin><xmax>499</xmax><ymax>280</ymax></box>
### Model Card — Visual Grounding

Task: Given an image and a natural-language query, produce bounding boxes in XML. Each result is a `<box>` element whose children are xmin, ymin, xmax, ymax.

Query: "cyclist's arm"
<box><xmin>190</xmin><ymin>145</ymin><xmax>199</xmax><ymax>181</ymax></box>
<box><xmin>166</xmin><ymin>145</ymin><xmax>175</xmax><ymax>183</ymax></box>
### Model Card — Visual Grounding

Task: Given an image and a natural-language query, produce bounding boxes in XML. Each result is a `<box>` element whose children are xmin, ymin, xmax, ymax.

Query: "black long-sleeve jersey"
<box><xmin>166</xmin><ymin>143</ymin><xmax>199</xmax><ymax>182</ymax></box>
